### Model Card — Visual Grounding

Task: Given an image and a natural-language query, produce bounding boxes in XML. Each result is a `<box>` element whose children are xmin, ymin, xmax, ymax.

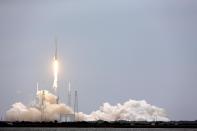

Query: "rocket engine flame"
<box><xmin>53</xmin><ymin>58</ymin><xmax>59</xmax><ymax>92</ymax></box>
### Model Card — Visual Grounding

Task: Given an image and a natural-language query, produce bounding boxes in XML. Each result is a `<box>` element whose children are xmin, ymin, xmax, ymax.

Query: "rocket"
<box><xmin>53</xmin><ymin>37</ymin><xmax>59</xmax><ymax>94</ymax></box>
<box><xmin>54</xmin><ymin>38</ymin><xmax>58</xmax><ymax>60</ymax></box>
<box><xmin>53</xmin><ymin>38</ymin><xmax>59</xmax><ymax>104</ymax></box>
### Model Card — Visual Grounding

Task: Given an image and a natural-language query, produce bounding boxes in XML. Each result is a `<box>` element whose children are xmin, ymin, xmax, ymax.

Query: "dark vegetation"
<box><xmin>0</xmin><ymin>121</ymin><xmax>197</xmax><ymax>128</ymax></box>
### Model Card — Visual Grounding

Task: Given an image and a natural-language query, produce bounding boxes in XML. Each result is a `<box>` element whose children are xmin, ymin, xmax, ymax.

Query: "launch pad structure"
<box><xmin>59</xmin><ymin>90</ymin><xmax>79</xmax><ymax>122</ymax></box>
<box><xmin>37</xmin><ymin>38</ymin><xmax>78</xmax><ymax>122</ymax></box>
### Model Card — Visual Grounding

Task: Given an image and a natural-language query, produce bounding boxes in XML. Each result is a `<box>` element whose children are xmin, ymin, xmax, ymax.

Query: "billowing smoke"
<box><xmin>5</xmin><ymin>90</ymin><xmax>169</xmax><ymax>122</ymax></box>
<box><xmin>5</xmin><ymin>103</ymin><xmax>41</xmax><ymax>122</ymax></box>
<box><xmin>77</xmin><ymin>100</ymin><xmax>169</xmax><ymax>121</ymax></box>
<box><xmin>6</xmin><ymin>90</ymin><xmax>73</xmax><ymax>121</ymax></box>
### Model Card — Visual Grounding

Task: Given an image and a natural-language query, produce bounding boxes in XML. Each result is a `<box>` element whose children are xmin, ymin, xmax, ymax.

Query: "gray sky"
<box><xmin>0</xmin><ymin>0</ymin><xmax>197</xmax><ymax>120</ymax></box>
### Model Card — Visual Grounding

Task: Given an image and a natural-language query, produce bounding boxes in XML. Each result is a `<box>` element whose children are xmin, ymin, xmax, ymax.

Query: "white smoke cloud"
<box><xmin>78</xmin><ymin>100</ymin><xmax>169</xmax><ymax>121</ymax></box>
<box><xmin>6</xmin><ymin>102</ymin><xmax>41</xmax><ymax>122</ymax></box>
<box><xmin>5</xmin><ymin>90</ymin><xmax>169</xmax><ymax>122</ymax></box>
<box><xmin>5</xmin><ymin>90</ymin><xmax>73</xmax><ymax>122</ymax></box>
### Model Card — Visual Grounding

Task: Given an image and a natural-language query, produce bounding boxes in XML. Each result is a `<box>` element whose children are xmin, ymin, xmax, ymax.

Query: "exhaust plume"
<box><xmin>5</xmin><ymin>90</ymin><xmax>169</xmax><ymax>122</ymax></box>
<box><xmin>53</xmin><ymin>59</ymin><xmax>58</xmax><ymax>92</ymax></box>
<box><xmin>6</xmin><ymin>90</ymin><xmax>72</xmax><ymax>121</ymax></box>
<box><xmin>77</xmin><ymin>99</ymin><xmax>169</xmax><ymax>121</ymax></box>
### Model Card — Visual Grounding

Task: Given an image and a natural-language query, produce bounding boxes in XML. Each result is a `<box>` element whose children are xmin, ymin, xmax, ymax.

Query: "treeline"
<box><xmin>0</xmin><ymin>120</ymin><xmax>197</xmax><ymax>128</ymax></box>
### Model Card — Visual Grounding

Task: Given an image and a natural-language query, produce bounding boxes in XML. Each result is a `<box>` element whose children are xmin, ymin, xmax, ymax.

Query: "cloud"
<box><xmin>78</xmin><ymin>99</ymin><xmax>169</xmax><ymax>121</ymax></box>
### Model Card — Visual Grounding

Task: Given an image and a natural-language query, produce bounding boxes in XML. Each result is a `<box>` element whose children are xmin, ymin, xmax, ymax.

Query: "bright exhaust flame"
<box><xmin>53</xmin><ymin>58</ymin><xmax>59</xmax><ymax>92</ymax></box>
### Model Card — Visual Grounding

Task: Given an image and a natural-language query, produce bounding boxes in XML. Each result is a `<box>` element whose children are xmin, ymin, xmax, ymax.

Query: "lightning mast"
<box><xmin>68</xmin><ymin>81</ymin><xmax>71</xmax><ymax>107</ymax></box>
<box><xmin>41</xmin><ymin>90</ymin><xmax>46</xmax><ymax>121</ymax></box>
<box><xmin>36</xmin><ymin>82</ymin><xmax>39</xmax><ymax>94</ymax></box>
<box><xmin>74</xmin><ymin>90</ymin><xmax>78</xmax><ymax>121</ymax></box>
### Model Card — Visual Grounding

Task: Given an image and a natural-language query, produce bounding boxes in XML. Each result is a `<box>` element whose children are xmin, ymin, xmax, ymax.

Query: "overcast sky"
<box><xmin>0</xmin><ymin>0</ymin><xmax>197</xmax><ymax>120</ymax></box>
